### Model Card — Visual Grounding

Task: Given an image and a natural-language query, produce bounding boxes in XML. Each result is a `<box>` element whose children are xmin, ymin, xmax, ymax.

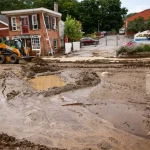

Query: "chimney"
<box><xmin>54</xmin><ymin>2</ymin><xmax>58</xmax><ymax>12</ymax></box>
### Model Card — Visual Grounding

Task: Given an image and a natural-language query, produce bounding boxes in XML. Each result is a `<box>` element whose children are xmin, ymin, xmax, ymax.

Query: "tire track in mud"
<box><xmin>0</xmin><ymin>73</ymin><xmax>7</xmax><ymax>104</ymax></box>
<box><xmin>1</xmin><ymin>78</ymin><xmax>6</xmax><ymax>98</ymax></box>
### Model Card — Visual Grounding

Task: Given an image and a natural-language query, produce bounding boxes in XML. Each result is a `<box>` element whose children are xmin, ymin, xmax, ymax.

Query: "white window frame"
<box><xmin>53</xmin><ymin>17</ymin><xmax>57</xmax><ymax>30</ymax></box>
<box><xmin>11</xmin><ymin>17</ymin><xmax>17</xmax><ymax>31</ymax></box>
<box><xmin>45</xmin><ymin>15</ymin><xmax>50</xmax><ymax>29</ymax></box>
<box><xmin>31</xmin><ymin>37</ymin><xmax>41</xmax><ymax>51</ymax></box>
<box><xmin>32</xmin><ymin>14</ymin><xmax>38</xmax><ymax>30</ymax></box>
<box><xmin>53</xmin><ymin>39</ymin><xmax>58</xmax><ymax>49</ymax></box>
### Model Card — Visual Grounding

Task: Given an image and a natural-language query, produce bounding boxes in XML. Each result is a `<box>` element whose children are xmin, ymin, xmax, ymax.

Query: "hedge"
<box><xmin>116</xmin><ymin>44</ymin><xmax>150</xmax><ymax>57</ymax></box>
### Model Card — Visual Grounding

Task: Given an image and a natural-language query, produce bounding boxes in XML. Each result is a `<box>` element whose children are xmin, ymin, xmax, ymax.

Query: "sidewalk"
<box><xmin>43</xmin><ymin>56</ymin><xmax>150</xmax><ymax>63</ymax></box>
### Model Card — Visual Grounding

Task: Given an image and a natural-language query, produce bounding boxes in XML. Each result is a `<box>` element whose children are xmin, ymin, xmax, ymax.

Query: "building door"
<box><xmin>21</xmin><ymin>38</ymin><xmax>32</xmax><ymax>56</ymax></box>
<box><xmin>21</xmin><ymin>17</ymin><xmax>29</xmax><ymax>34</ymax></box>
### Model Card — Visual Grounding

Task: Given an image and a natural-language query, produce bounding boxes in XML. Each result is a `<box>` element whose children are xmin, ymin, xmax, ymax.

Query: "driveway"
<box><xmin>68</xmin><ymin>35</ymin><xmax>132</xmax><ymax>58</ymax></box>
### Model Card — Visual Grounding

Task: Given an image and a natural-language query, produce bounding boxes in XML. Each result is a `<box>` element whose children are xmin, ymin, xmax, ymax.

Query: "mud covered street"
<box><xmin>0</xmin><ymin>60</ymin><xmax>150</xmax><ymax>150</ymax></box>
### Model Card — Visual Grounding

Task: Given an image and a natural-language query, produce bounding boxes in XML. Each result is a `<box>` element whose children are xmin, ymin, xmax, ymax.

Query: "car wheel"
<box><xmin>82</xmin><ymin>42</ymin><xmax>84</xmax><ymax>46</ymax></box>
<box><xmin>93</xmin><ymin>41</ymin><xmax>96</xmax><ymax>45</ymax></box>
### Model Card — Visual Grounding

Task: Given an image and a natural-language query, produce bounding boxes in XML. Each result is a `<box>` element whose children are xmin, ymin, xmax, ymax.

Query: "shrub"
<box><xmin>116</xmin><ymin>44</ymin><xmax>150</xmax><ymax>57</ymax></box>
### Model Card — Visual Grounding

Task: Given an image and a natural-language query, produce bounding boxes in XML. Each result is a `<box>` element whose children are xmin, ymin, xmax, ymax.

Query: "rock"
<box><xmin>7</xmin><ymin>90</ymin><xmax>19</xmax><ymax>100</ymax></box>
<box><xmin>26</xmin><ymin>71</ymin><xmax>35</xmax><ymax>78</ymax></box>
<box><xmin>97</xmin><ymin>141</ymin><xmax>113</xmax><ymax>150</ymax></box>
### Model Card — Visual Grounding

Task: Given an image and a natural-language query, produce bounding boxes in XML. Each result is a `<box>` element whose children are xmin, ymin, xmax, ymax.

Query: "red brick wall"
<box><xmin>0</xmin><ymin>22</ymin><xmax>9</xmax><ymax>37</ymax></box>
<box><xmin>7</xmin><ymin>12</ymin><xmax>61</xmax><ymax>55</ymax></box>
<box><xmin>126</xmin><ymin>9</ymin><xmax>150</xmax><ymax>22</ymax></box>
<box><xmin>125</xmin><ymin>9</ymin><xmax>150</xmax><ymax>35</ymax></box>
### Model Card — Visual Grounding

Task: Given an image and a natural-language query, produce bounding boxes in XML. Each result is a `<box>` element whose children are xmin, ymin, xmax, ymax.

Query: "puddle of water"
<box><xmin>29</xmin><ymin>75</ymin><xmax>66</xmax><ymax>90</ymax></box>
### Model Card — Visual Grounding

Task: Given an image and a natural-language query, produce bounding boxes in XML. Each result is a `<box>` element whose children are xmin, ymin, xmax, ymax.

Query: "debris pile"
<box><xmin>31</xmin><ymin>57</ymin><xmax>47</xmax><ymax>64</ymax></box>
<box><xmin>30</xmin><ymin>58</ymin><xmax>60</xmax><ymax>73</ymax></box>
<box><xmin>44</xmin><ymin>84</ymin><xmax>76</xmax><ymax>97</ymax></box>
<box><xmin>76</xmin><ymin>71</ymin><xmax>100</xmax><ymax>87</ymax></box>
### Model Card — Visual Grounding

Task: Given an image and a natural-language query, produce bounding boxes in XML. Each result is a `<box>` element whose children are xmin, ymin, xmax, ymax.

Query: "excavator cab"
<box><xmin>5</xmin><ymin>40</ymin><xmax>26</xmax><ymax>56</ymax></box>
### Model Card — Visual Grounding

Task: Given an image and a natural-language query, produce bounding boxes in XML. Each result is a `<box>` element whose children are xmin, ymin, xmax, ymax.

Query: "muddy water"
<box><xmin>29</xmin><ymin>75</ymin><xmax>66</xmax><ymax>90</ymax></box>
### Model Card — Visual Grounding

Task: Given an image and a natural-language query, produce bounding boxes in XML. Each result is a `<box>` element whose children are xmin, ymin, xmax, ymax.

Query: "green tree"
<box><xmin>127</xmin><ymin>16</ymin><xmax>146</xmax><ymax>32</ymax></box>
<box><xmin>64</xmin><ymin>15</ymin><xmax>83</xmax><ymax>42</ymax></box>
<box><xmin>57</xmin><ymin>0</ymin><xmax>79</xmax><ymax>21</ymax></box>
<box><xmin>0</xmin><ymin>0</ymin><xmax>34</xmax><ymax>11</ymax></box>
<box><xmin>147</xmin><ymin>17</ymin><xmax>150</xmax><ymax>30</ymax></box>
<box><xmin>32</xmin><ymin>0</ymin><xmax>79</xmax><ymax>21</ymax></box>
<box><xmin>0</xmin><ymin>0</ymin><xmax>128</xmax><ymax>34</ymax></box>
<box><xmin>78</xmin><ymin>0</ymin><xmax>127</xmax><ymax>34</ymax></box>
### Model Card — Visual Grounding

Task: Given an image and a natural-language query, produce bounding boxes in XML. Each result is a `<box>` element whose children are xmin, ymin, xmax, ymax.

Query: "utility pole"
<box><xmin>105</xmin><ymin>35</ymin><xmax>107</xmax><ymax>46</ymax></box>
<box><xmin>116</xmin><ymin>35</ymin><xmax>118</xmax><ymax>46</ymax></box>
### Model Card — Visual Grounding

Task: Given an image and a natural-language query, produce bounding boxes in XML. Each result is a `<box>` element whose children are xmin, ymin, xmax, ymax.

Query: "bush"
<box><xmin>116</xmin><ymin>44</ymin><xmax>150</xmax><ymax>57</ymax></box>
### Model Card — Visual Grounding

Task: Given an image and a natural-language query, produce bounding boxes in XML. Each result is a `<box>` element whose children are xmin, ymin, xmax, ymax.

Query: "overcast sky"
<box><xmin>122</xmin><ymin>0</ymin><xmax>150</xmax><ymax>14</ymax></box>
<box><xmin>78</xmin><ymin>0</ymin><xmax>150</xmax><ymax>14</ymax></box>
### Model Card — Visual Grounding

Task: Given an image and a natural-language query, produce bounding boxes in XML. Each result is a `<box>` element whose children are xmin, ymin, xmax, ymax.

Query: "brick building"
<box><xmin>1</xmin><ymin>4</ymin><xmax>62</xmax><ymax>56</ymax></box>
<box><xmin>124</xmin><ymin>9</ymin><xmax>150</xmax><ymax>35</ymax></box>
<box><xmin>0</xmin><ymin>15</ymin><xmax>9</xmax><ymax>40</ymax></box>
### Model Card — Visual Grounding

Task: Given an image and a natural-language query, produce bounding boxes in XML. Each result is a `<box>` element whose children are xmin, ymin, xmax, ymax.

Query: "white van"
<box><xmin>119</xmin><ymin>28</ymin><xmax>125</xmax><ymax>34</ymax></box>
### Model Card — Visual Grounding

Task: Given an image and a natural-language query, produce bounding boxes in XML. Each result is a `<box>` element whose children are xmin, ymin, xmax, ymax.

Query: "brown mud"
<box><xmin>44</xmin><ymin>71</ymin><xmax>101</xmax><ymax>97</ymax></box>
<box><xmin>0</xmin><ymin>133</ymin><xmax>66</xmax><ymax>150</ymax></box>
<box><xmin>44</xmin><ymin>58</ymin><xmax>150</xmax><ymax>66</ymax></box>
<box><xmin>29</xmin><ymin>63</ymin><xmax>60</xmax><ymax>74</ymax></box>
<box><xmin>6</xmin><ymin>90</ymin><xmax>19</xmax><ymax>100</ymax></box>
<box><xmin>0</xmin><ymin>62</ymin><xmax>150</xmax><ymax>150</ymax></box>
<box><xmin>22</xmin><ymin>57</ymin><xmax>60</xmax><ymax>76</ymax></box>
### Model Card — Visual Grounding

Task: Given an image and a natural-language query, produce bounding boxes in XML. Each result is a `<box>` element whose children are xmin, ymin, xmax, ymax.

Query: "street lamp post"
<box><xmin>98</xmin><ymin>20</ymin><xmax>100</xmax><ymax>33</ymax></box>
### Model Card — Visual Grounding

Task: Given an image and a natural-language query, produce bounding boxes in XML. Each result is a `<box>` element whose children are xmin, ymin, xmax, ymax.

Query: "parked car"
<box><xmin>123</xmin><ymin>40</ymin><xmax>141</xmax><ymax>47</ymax></box>
<box><xmin>101</xmin><ymin>31</ymin><xmax>107</xmax><ymax>36</ymax></box>
<box><xmin>80</xmin><ymin>37</ymin><xmax>99</xmax><ymax>45</ymax></box>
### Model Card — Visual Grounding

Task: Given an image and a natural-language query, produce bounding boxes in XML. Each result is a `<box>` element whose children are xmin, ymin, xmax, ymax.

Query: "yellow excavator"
<box><xmin>0</xmin><ymin>38</ymin><xmax>34</xmax><ymax>64</ymax></box>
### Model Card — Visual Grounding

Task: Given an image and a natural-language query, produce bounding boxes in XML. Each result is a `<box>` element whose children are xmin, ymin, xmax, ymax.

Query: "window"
<box><xmin>11</xmin><ymin>17</ymin><xmax>17</xmax><ymax>31</ymax></box>
<box><xmin>52</xmin><ymin>17</ymin><xmax>57</xmax><ymax>30</ymax></box>
<box><xmin>45</xmin><ymin>15</ymin><xmax>50</xmax><ymax>29</ymax></box>
<box><xmin>32</xmin><ymin>15</ymin><xmax>38</xmax><ymax>30</ymax></box>
<box><xmin>31</xmin><ymin>37</ymin><xmax>40</xmax><ymax>50</ymax></box>
<box><xmin>21</xmin><ymin>17</ymin><xmax>29</xmax><ymax>34</ymax></box>
<box><xmin>54</xmin><ymin>39</ymin><xmax>58</xmax><ymax>49</ymax></box>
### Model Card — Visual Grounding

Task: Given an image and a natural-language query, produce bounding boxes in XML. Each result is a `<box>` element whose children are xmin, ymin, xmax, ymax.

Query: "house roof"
<box><xmin>0</xmin><ymin>15</ymin><xmax>8</xmax><ymax>26</ymax></box>
<box><xmin>1</xmin><ymin>7</ymin><xmax>62</xmax><ymax>17</ymax></box>
<box><xmin>125</xmin><ymin>9</ymin><xmax>150</xmax><ymax>22</ymax></box>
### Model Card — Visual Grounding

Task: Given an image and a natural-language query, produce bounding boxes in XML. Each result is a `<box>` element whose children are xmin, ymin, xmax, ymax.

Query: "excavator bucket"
<box><xmin>21</xmin><ymin>56</ymin><xmax>35</xmax><ymax>62</ymax></box>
